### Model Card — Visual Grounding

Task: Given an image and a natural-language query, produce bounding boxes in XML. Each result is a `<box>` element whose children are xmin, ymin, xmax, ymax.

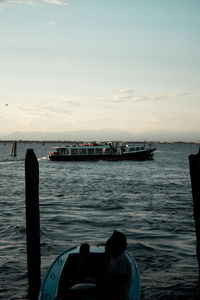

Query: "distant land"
<box><xmin>0</xmin><ymin>129</ymin><xmax>199</xmax><ymax>143</ymax></box>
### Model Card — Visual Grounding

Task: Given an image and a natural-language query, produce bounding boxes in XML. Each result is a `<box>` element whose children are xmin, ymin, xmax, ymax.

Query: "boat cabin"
<box><xmin>51</xmin><ymin>144</ymin><xmax>113</xmax><ymax>156</ymax></box>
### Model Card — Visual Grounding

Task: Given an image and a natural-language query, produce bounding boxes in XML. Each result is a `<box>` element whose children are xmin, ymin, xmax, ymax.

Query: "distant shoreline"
<box><xmin>0</xmin><ymin>140</ymin><xmax>199</xmax><ymax>145</ymax></box>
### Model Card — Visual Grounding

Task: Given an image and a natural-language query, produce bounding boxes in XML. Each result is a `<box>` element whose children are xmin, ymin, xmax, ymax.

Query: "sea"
<box><xmin>0</xmin><ymin>141</ymin><xmax>200</xmax><ymax>300</ymax></box>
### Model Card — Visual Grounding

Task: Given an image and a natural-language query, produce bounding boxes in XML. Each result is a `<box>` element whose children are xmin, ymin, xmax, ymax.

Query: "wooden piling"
<box><xmin>13</xmin><ymin>141</ymin><xmax>17</xmax><ymax>156</ymax></box>
<box><xmin>9</xmin><ymin>145</ymin><xmax>13</xmax><ymax>156</ymax></box>
<box><xmin>25</xmin><ymin>149</ymin><xmax>41</xmax><ymax>299</ymax></box>
<box><xmin>10</xmin><ymin>141</ymin><xmax>17</xmax><ymax>156</ymax></box>
<box><xmin>189</xmin><ymin>150</ymin><xmax>200</xmax><ymax>278</ymax></box>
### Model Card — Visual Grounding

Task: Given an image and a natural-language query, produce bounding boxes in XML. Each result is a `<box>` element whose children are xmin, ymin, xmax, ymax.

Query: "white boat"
<box><xmin>48</xmin><ymin>142</ymin><xmax>156</xmax><ymax>161</ymax></box>
<box><xmin>38</xmin><ymin>246</ymin><xmax>141</xmax><ymax>300</ymax></box>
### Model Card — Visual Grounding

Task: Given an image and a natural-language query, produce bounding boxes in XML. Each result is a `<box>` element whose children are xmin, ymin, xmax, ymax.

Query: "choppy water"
<box><xmin>0</xmin><ymin>141</ymin><xmax>200</xmax><ymax>299</ymax></box>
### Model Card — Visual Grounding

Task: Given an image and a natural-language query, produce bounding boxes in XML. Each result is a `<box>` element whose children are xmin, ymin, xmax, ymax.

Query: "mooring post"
<box><xmin>14</xmin><ymin>141</ymin><xmax>17</xmax><ymax>156</ymax></box>
<box><xmin>25</xmin><ymin>149</ymin><xmax>41</xmax><ymax>299</ymax></box>
<box><xmin>189</xmin><ymin>150</ymin><xmax>200</xmax><ymax>279</ymax></box>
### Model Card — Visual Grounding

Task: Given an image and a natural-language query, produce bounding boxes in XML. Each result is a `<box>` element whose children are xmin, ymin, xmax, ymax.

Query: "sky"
<box><xmin>0</xmin><ymin>0</ymin><xmax>200</xmax><ymax>139</ymax></box>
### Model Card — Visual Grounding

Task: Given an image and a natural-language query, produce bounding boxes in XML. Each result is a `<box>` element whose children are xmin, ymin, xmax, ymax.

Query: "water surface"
<box><xmin>0</xmin><ymin>142</ymin><xmax>200</xmax><ymax>299</ymax></box>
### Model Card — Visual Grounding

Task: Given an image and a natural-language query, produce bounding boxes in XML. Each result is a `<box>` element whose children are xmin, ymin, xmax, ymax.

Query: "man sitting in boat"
<box><xmin>76</xmin><ymin>243</ymin><xmax>91</xmax><ymax>282</ymax></box>
<box><xmin>60</xmin><ymin>243</ymin><xmax>92</xmax><ymax>289</ymax></box>
<box><xmin>97</xmin><ymin>230</ymin><xmax>132</xmax><ymax>300</ymax></box>
<box><xmin>75</xmin><ymin>231</ymin><xmax>133</xmax><ymax>300</ymax></box>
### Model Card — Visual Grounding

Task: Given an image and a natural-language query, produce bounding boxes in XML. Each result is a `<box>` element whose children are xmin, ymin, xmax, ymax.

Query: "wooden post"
<box><xmin>13</xmin><ymin>141</ymin><xmax>17</xmax><ymax>156</ymax></box>
<box><xmin>189</xmin><ymin>150</ymin><xmax>200</xmax><ymax>278</ymax></box>
<box><xmin>10</xmin><ymin>141</ymin><xmax>17</xmax><ymax>156</ymax></box>
<box><xmin>25</xmin><ymin>149</ymin><xmax>41</xmax><ymax>299</ymax></box>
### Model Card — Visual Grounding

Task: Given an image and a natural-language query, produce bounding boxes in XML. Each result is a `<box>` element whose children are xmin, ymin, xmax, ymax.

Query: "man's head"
<box><xmin>105</xmin><ymin>230</ymin><xmax>127</xmax><ymax>257</ymax></box>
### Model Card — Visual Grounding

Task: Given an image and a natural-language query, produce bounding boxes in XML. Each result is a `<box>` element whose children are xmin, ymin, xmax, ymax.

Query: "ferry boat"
<box><xmin>48</xmin><ymin>142</ymin><xmax>156</xmax><ymax>161</ymax></box>
<box><xmin>38</xmin><ymin>246</ymin><xmax>141</xmax><ymax>300</ymax></box>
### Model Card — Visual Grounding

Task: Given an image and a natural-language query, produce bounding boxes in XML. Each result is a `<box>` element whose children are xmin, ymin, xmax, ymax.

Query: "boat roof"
<box><xmin>52</xmin><ymin>144</ymin><xmax>110</xmax><ymax>149</ymax></box>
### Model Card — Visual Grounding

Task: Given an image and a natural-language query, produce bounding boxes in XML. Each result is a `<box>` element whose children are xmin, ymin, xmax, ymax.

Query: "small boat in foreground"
<box><xmin>38</xmin><ymin>246</ymin><xmax>141</xmax><ymax>300</ymax></box>
<box><xmin>48</xmin><ymin>142</ymin><xmax>156</xmax><ymax>161</ymax></box>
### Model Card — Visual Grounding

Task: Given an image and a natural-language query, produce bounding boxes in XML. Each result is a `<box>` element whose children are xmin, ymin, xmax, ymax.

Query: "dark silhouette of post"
<box><xmin>10</xmin><ymin>141</ymin><xmax>17</xmax><ymax>156</ymax></box>
<box><xmin>189</xmin><ymin>149</ymin><xmax>200</xmax><ymax>278</ymax></box>
<box><xmin>25</xmin><ymin>149</ymin><xmax>41</xmax><ymax>299</ymax></box>
<box><xmin>14</xmin><ymin>141</ymin><xmax>17</xmax><ymax>156</ymax></box>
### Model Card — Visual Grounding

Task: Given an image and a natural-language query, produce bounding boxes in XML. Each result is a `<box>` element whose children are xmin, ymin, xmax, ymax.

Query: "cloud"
<box><xmin>44</xmin><ymin>105</ymin><xmax>72</xmax><ymax>115</ymax></box>
<box><xmin>56</xmin><ymin>96</ymin><xmax>81</xmax><ymax>107</ymax></box>
<box><xmin>58</xmin><ymin>58</ymin><xmax>71</xmax><ymax>64</ymax></box>
<box><xmin>45</xmin><ymin>20</ymin><xmax>56</xmax><ymax>26</ymax></box>
<box><xmin>171</xmin><ymin>92</ymin><xmax>190</xmax><ymax>97</ymax></box>
<box><xmin>42</xmin><ymin>0</ymin><xmax>67</xmax><ymax>5</ymax></box>
<box><xmin>0</xmin><ymin>0</ymin><xmax>68</xmax><ymax>8</ymax></box>
<box><xmin>16</xmin><ymin>103</ymin><xmax>69</xmax><ymax>116</ymax></box>
<box><xmin>5</xmin><ymin>96</ymin><xmax>89</xmax><ymax>132</ymax></box>
<box><xmin>15</xmin><ymin>96</ymin><xmax>81</xmax><ymax>118</ymax></box>
<box><xmin>100</xmin><ymin>89</ymin><xmax>190</xmax><ymax>104</ymax></box>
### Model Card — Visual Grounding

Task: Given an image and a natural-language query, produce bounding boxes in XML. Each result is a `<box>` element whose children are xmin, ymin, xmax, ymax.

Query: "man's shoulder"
<box><xmin>115</xmin><ymin>252</ymin><xmax>132</xmax><ymax>269</ymax></box>
<box><xmin>123</xmin><ymin>251</ymin><xmax>135</xmax><ymax>268</ymax></box>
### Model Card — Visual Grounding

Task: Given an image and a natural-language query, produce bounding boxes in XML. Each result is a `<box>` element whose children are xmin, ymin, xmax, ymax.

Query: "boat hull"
<box><xmin>38</xmin><ymin>246</ymin><xmax>141</xmax><ymax>300</ymax></box>
<box><xmin>49</xmin><ymin>149</ymin><xmax>155</xmax><ymax>161</ymax></box>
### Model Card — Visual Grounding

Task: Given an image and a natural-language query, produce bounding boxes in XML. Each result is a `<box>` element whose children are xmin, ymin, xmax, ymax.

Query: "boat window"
<box><xmin>88</xmin><ymin>148</ymin><xmax>95</xmax><ymax>155</ymax></box>
<box><xmin>55</xmin><ymin>148</ymin><xmax>60</xmax><ymax>153</ymax></box>
<box><xmin>130</xmin><ymin>147</ymin><xmax>135</xmax><ymax>151</ymax></box>
<box><xmin>141</xmin><ymin>147</ymin><xmax>145</xmax><ymax>150</ymax></box>
<box><xmin>79</xmin><ymin>148</ymin><xmax>87</xmax><ymax>155</ymax></box>
<box><xmin>71</xmin><ymin>148</ymin><xmax>79</xmax><ymax>155</ymax></box>
<box><xmin>136</xmin><ymin>147</ymin><xmax>140</xmax><ymax>151</ymax></box>
<box><xmin>96</xmin><ymin>148</ymin><xmax>103</xmax><ymax>155</ymax></box>
<box><xmin>60</xmin><ymin>148</ymin><xmax>68</xmax><ymax>155</ymax></box>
